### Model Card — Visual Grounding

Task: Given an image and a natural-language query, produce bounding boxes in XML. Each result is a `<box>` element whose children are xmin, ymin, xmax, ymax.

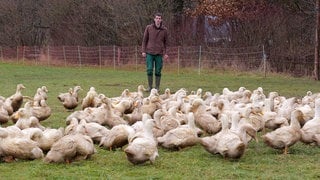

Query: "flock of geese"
<box><xmin>0</xmin><ymin>84</ymin><xmax>320</xmax><ymax>164</ymax></box>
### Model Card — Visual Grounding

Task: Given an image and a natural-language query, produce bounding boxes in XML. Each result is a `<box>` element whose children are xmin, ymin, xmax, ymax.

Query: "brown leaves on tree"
<box><xmin>187</xmin><ymin>0</ymin><xmax>269</xmax><ymax>25</ymax></box>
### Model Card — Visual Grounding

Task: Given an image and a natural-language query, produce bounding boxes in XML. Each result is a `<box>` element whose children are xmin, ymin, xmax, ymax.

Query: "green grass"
<box><xmin>1</xmin><ymin>62</ymin><xmax>320</xmax><ymax>179</ymax></box>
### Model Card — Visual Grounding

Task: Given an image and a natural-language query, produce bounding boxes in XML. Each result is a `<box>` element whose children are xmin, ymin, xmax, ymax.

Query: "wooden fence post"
<box><xmin>16</xmin><ymin>46</ymin><xmax>19</xmax><ymax>62</ymax></box>
<box><xmin>47</xmin><ymin>46</ymin><xmax>50</xmax><ymax>66</ymax></box>
<box><xmin>99</xmin><ymin>45</ymin><xmax>101</xmax><ymax>69</ymax></box>
<box><xmin>34</xmin><ymin>46</ymin><xmax>37</xmax><ymax>64</ymax></box>
<box><xmin>78</xmin><ymin>46</ymin><xmax>81</xmax><ymax>67</ymax></box>
<box><xmin>315</xmin><ymin>0</ymin><xmax>320</xmax><ymax>80</ymax></box>
<box><xmin>263</xmin><ymin>45</ymin><xmax>267</xmax><ymax>78</ymax></box>
<box><xmin>178</xmin><ymin>46</ymin><xmax>180</xmax><ymax>75</ymax></box>
<box><xmin>198</xmin><ymin>45</ymin><xmax>201</xmax><ymax>75</ymax></box>
<box><xmin>63</xmin><ymin>46</ymin><xmax>66</xmax><ymax>66</ymax></box>
<box><xmin>0</xmin><ymin>46</ymin><xmax>3</xmax><ymax>62</ymax></box>
<box><xmin>135</xmin><ymin>46</ymin><xmax>138</xmax><ymax>71</ymax></box>
<box><xmin>22</xmin><ymin>46</ymin><xmax>25</xmax><ymax>64</ymax></box>
<box><xmin>113</xmin><ymin>45</ymin><xmax>116</xmax><ymax>70</ymax></box>
<box><xmin>117</xmin><ymin>47</ymin><xmax>121</xmax><ymax>68</ymax></box>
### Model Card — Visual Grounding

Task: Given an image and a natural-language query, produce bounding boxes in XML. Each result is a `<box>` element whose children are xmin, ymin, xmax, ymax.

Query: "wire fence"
<box><xmin>0</xmin><ymin>45</ymin><xmax>314</xmax><ymax>77</ymax></box>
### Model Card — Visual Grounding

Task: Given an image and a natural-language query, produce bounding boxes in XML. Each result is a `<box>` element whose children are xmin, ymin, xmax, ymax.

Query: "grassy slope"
<box><xmin>0</xmin><ymin>62</ymin><xmax>320</xmax><ymax>179</ymax></box>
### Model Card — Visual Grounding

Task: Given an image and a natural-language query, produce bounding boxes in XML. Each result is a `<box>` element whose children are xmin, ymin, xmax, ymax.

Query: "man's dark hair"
<box><xmin>154</xmin><ymin>13</ymin><xmax>162</xmax><ymax>18</ymax></box>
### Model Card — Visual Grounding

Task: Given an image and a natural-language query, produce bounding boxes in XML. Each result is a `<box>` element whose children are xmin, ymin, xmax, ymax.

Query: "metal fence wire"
<box><xmin>0</xmin><ymin>45</ymin><xmax>314</xmax><ymax>77</ymax></box>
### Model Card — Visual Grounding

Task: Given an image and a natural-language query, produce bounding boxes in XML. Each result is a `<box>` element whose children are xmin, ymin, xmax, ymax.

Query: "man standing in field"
<box><xmin>142</xmin><ymin>12</ymin><xmax>168</xmax><ymax>92</ymax></box>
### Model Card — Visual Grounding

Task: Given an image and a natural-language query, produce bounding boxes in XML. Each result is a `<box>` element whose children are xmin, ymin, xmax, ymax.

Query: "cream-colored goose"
<box><xmin>82</xmin><ymin>105</ymin><xmax>109</xmax><ymax>125</ymax></box>
<box><xmin>276</xmin><ymin>97</ymin><xmax>297</xmax><ymax>121</ymax></box>
<box><xmin>75</xmin><ymin>119</ymin><xmax>110</xmax><ymax>144</ymax></box>
<box><xmin>163</xmin><ymin>89</ymin><xmax>187</xmax><ymax>111</ymax></box>
<box><xmin>159</xmin><ymin>106</ymin><xmax>181</xmax><ymax>134</ymax></box>
<box><xmin>124</xmin><ymin>118</ymin><xmax>159</xmax><ymax>165</ymax></box>
<box><xmin>9</xmin><ymin>84</ymin><xmax>25</xmax><ymax>113</ymax></box>
<box><xmin>0</xmin><ymin>105</ymin><xmax>10</xmax><ymax>124</ymax></box>
<box><xmin>30</xmin><ymin>99</ymin><xmax>52</xmax><ymax>121</ymax></box>
<box><xmin>84</xmin><ymin>97</ymin><xmax>127</xmax><ymax>127</ymax></box>
<box><xmin>131</xmin><ymin>114</ymin><xmax>150</xmax><ymax>131</ymax></box>
<box><xmin>141</xmin><ymin>96</ymin><xmax>162</xmax><ymax>117</ymax></box>
<box><xmin>13</xmin><ymin>106</ymin><xmax>45</xmax><ymax>130</ymax></box>
<box><xmin>250</xmin><ymin>87</ymin><xmax>266</xmax><ymax>105</ymax></box>
<box><xmin>157</xmin><ymin>112</ymin><xmax>199</xmax><ymax>150</ymax></box>
<box><xmin>32</xmin><ymin>86</ymin><xmax>48</xmax><ymax>107</ymax></box>
<box><xmin>312</xmin><ymin>134</ymin><xmax>320</xmax><ymax>146</ymax></box>
<box><xmin>99</xmin><ymin>124</ymin><xmax>134</xmax><ymax>150</ymax></box>
<box><xmin>44</xmin><ymin>133</ymin><xmax>96</xmax><ymax>163</ymax></box>
<box><xmin>300</xmin><ymin>98</ymin><xmax>320</xmax><ymax>144</ymax></box>
<box><xmin>68</xmin><ymin>129</ymin><xmax>97</xmax><ymax>161</ymax></box>
<box><xmin>200</xmin><ymin>114</ymin><xmax>246</xmax><ymax>159</ymax></box>
<box><xmin>128</xmin><ymin>85</ymin><xmax>146</xmax><ymax>101</ymax></box>
<box><xmin>65</xmin><ymin>109</ymin><xmax>93</xmax><ymax>125</ymax></box>
<box><xmin>123</xmin><ymin>100</ymin><xmax>143</xmax><ymax>125</ymax></box>
<box><xmin>159</xmin><ymin>88</ymin><xmax>171</xmax><ymax>100</ymax></box>
<box><xmin>65</xmin><ymin>117</ymin><xmax>80</xmax><ymax>135</ymax></box>
<box><xmin>1</xmin><ymin>97</ymin><xmax>13</xmax><ymax>116</ymax></box>
<box><xmin>187</xmin><ymin>88</ymin><xmax>203</xmax><ymax>101</ymax></box>
<box><xmin>241</xmin><ymin>105</ymin><xmax>265</xmax><ymax>133</ymax></box>
<box><xmin>57</xmin><ymin>85</ymin><xmax>82</xmax><ymax>111</ymax></box>
<box><xmin>213</xmin><ymin>114</ymin><xmax>246</xmax><ymax>159</ymax></box>
<box><xmin>294</xmin><ymin>102</ymin><xmax>314</xmax><ymax>126</ymax></box>
<box><xmin>1</xmin><ymin>125</ymin><xmax>24</xmax><ymax>138</ymax></box>
<box><xmin>151</xmin><ymin>109</ymin><xmax>166</xmax><ymax>138</ymax></box>
<box><xmin>221</xmin><ymin>87</ymin><xmax>247</xmax><ymax>102</ymax></box>
<box><xmin>206</xmin><ymin>98</ymin><xmax>222</xmax><ymax>117</ymax></box>
<box><xmin>102</xmin><ymin>97</ymin><xmax>128</xmax><ymax>127</ymax></box>
<box><xmin>43</xmin><ymin>134</ymin><xmax>77</xmax><ymax>163</ymax></box>
<box><xmin>301</xmin><ymin>91</ymin><xmax>316</xmax><ymax>107</ymax></box>
<box><xmin>22</xmin><ymin>127</ymin><xmax>65</xmax><ymax>152</ymax></box>
<box><xmin>190</xmin><ymin>98</ymin><xmax>221</xmax><ymax>135</ymax></box>
<box><xmin>202</xmin><ymin>91</ymin><xmax>215</xmax><ymax>106</ymax></box>
<box><xmin>230</xmin><ymin>111</ymin><xmax>258</xmax><ymax>145</ymax></box>
<box><xmin>262</xmin><ymin>92</ymin><xmax>289</xmax><ymax>130</ymax></box>
<box><xmin>168</xmin><ymin>88</ymin><xmax>186</xmax><ymax>101</ymax></box>
<box><xmin>238</xmin><ymin>89</ymin><xmax>252</xmax><ymax>104</ymax></box>
<box><xmin>39</xmin><ymin>127</ymin><xmax>65</xmax><ymax>152</ymax></box>
<box><xmin>0</xmin><ymin>127</ymin><xmax>44</xmax><ymax>162</ymax></box>
<box><xmin>75</xmin><ymin>134</ymin><xmax>97</xmax><ymax>161</ymax></box>
<box><xmin>81</xmin><ymin>87</ymin><xmax>99</xmax><ymax>110</ymax></box>
<box><xmin>66</xmin><ymin>115</ymin><xmax>109</xmax><ymax>147</ymax></box>
<box><xmin>148</xmin><ymin>88</ymin><xmax>160</xmax><ymax>98</ymax></box>
<box><xmin>66</xmin><ymin>97</ymin><xmax>114</xmax><ymax>125</ymax></box>
<box><xmin>50</xmin><ymin>119</ymin><xmax>95</xmax><ymax>161</ymax></box>
<box><xmin>111</xmin><ymin>98</ymin><xmax>134</xmax><ymax>116</ymax></box>
<box><xmin>262</xmin><ymin>110</ymin><xmax>303</xmax><ymax>154</ymax></box>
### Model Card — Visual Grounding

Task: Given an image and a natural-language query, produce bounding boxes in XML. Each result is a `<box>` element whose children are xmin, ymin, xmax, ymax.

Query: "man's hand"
<box><xmin>142</xmin><ymin>53</ymin><xmax>146</xmax><ymax>58</ymax></box>
<box><xmin>164</xmin><ymin>54</ymin><xmax>169</xmax><ymax>61</ymax></box>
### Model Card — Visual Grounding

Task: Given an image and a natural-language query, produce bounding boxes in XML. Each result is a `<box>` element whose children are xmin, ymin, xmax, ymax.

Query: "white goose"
<box><xmin>0</xmin><ymin>127</ymin><xmax>44</xmax><ymax>162</ymax></box>
<box><xmin>81</xmin><ymin>87</ymin><xmax>99</xmax><ymax>110</ymax></box>
<box><xmin>263</xmin><ymin>92</ymin><xmax>289</xmax><ymax>130</ymax></box>
<box><xmin>124</xmin><ymin>118</ymin><xmax>159</xmax><ymax>165</ymax></box>
<box><xmin>99</xmin><ymin>124</ymin><xmax>134</xmax><ymax>150</ymax></box>
<box><xmin>44</xmin><ymin>133</ymin><xmax>96</xmax><ymax>163</ymax></box>
<box><xmin>9</xmin><ymin>84</ymin><xmax>26</xmax><ymax>113</ymax></box>
<box><xmin>0</xmin><ymin>105</ymin><xmax>10</xmax><ymax>124</ymax></box>
<box><xmin>57</xmin><ymin>85</ymin><xmax>82</xmax><ymax>111</ymax></box>
<box><xmin>262</xmin><ymin>110</ymin><xmax>303</xmax><ymax>154</ymax></box>
<box><xmin>300</xmin><ymin>98</ymin><xmax>320</xmax><ymax>144</ymax></box>
<box><xmin>190</xmin><ymin>98</ymin><xmax>221</xmax><ymax>135</ymax></box>
<box><xmin>157</xmin><ymin>112</ymin><xmax>199</xmax><ymax>150</ymax></box>
<box><xmin>230</xmin><ymin>111</ymin><xmax>258</xmax><ymax>146</ymax></box>
<box><xmin>13</xmin><ymin>106</ymin><xmax>45</xmax><ymax>130</ymax></box>
<box><xmin>200</xmin><ymin>114</ymin><xmax>246</xmax><ymax>159</ymax></box>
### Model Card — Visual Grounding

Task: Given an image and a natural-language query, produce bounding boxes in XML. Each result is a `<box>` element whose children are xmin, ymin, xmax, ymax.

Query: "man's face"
<box><xmin>154</xmin><ymin>15</ymin><xmax>162</xmax><ymax>27</ymax></box>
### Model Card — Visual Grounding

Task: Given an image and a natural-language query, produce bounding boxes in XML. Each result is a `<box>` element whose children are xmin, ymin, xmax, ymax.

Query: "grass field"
<box><xmin>0</xmin><ymin>62</ymin><xmax>320</xmax><ymax>179</ymax></box>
